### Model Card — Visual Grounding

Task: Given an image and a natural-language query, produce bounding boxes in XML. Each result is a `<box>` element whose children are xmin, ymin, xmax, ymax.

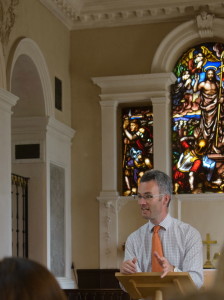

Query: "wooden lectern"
<box><xmin>115</xmin><ymin>272</ymin><xmax>196</xmax><ymax>300</ymax></box>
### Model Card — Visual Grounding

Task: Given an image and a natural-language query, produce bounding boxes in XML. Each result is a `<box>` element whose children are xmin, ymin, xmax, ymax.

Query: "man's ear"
<box><xmin>163</xmin><ymin>194</ymin><xmax>170</xmax><ymax>206</ymax></box>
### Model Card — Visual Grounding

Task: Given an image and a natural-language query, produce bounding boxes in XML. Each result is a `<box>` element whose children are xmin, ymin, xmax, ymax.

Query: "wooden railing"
<box><xmin>63</xmin><ymin>269</ymin><xmax>132</xmax><ymax>300</ymax></box>
<box><xmin>64</xmin><ymin>288</ymin><xmax>131</xmax><ymax>300</ymax></box>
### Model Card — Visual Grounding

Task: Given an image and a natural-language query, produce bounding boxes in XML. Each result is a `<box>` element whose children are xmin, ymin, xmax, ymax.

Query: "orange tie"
<box><xmin>151</xmin><ymin>225</ymin><xmax>164</xmax><ymax>272</ymax></box>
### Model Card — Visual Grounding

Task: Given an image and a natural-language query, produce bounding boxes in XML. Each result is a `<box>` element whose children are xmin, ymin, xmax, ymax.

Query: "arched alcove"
<box><xmin>9</xmin><ymin>38</ymin><xmax>52</xmax><ymax>266</ymax></box>
<box><xmin>11</xmin><ymin>54</ymin><xmax>45</xmax><ymax>117</ymax></box>
<box><xmin>9</xmin><ymin>38</ymin><xmax>54</xmax><ymax>117</ymax></box>
<box><xmin>8</xmin><ymin>38</ymin><xmax>75</xmax><ymax>288</ymax></box>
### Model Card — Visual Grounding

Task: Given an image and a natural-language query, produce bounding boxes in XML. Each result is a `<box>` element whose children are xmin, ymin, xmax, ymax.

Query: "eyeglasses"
<box><xmin>132</xmin><ymin>194</ymin><xmax>165</xmax><ymax>201</ymax></box>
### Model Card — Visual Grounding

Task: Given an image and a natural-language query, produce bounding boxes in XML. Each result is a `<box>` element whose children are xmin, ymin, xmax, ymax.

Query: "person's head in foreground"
<box><xmin>0</xmin><ymin>257</ymin><xmax>66</xmax><ymax>300</ymax></box>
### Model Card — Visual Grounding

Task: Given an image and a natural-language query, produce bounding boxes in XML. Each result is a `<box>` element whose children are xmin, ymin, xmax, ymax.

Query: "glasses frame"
<box><xmin>132</xmin><ymin>193</ymin><xmax>165</xmax><ymax>201</ymax></box>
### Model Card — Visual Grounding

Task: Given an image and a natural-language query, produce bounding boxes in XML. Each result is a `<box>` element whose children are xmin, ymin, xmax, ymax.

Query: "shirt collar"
<box><xmin>148</xmin><ymin>214</ymin><xmax>172</xmax><ymax>231</ymax></box>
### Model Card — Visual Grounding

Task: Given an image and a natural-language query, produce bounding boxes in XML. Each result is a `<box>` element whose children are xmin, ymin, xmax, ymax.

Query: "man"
<box><xmin>120</xmin><ymin>169</ymin><xmax>203</xmax><ymax>288</ymax></box>
<box><xmin>193</xmin><ymin>68</ymin><xmax>223</xmax><ymax>153</ymax></box>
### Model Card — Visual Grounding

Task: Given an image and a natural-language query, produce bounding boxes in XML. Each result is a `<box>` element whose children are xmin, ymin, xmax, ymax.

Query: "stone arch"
<box><xmin>7</xmin><ymin>38</ymin><xmax>54</xmax><ymax>265</ymax></box>
<box><xmin>151</xmin><ymin>12</ymin><xmax>224</xmax><ymax>73</ymax></box>
<box><xmin>9</xmin><ymin>38</ymin><xmax>54</xmax><ymax>117</ymax></box>
<box><xmin>7</xmin><ymin>38</ymin><xmax>75</xmax><ymax>289</ymax></box>
<box><xmin>0</xmin><ymin>42</ymin><xmax>7</xmax><ymax>89</ymax></box>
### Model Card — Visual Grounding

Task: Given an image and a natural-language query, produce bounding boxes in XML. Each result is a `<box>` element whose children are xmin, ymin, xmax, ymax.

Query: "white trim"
<box><xmin>9</xmin><ymin>38</ymin><xmax>54</xmax><ymax>117</ymax></box>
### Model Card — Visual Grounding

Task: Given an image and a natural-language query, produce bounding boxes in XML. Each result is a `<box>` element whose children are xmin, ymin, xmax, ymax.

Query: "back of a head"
<box><xmin>213</xmin><ymin>245</ymin><xmax>224</xmax><ymax>292</ymax></box>
<box><xmin>170</xmin><ymin>289</ymin><xmax>224</xmax><ymax>300</ymax></box>
<box><xmin>0</xmin><ymin>257</ymin><xmax>66</xmax><ymax>300</ymax></box>
<box><xmin>140</xmin><ymin>169</ymin><xmax>173</xmax><ymax>196</ymax></box>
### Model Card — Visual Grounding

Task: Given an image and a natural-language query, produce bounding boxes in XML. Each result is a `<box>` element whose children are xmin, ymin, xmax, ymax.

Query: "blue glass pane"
<box><xmin>171</xmin><ymin>42</ymin><xmax>224</xmax><ymax>194</ymax></box>
<box><xmin>122</xmin><ymin>106</ymin><xmax>153</xmax><ymax>196</ymax></box>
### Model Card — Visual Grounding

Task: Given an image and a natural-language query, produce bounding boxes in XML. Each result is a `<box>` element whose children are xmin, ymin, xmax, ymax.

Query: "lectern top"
<box><xmin>115</xmin><ymin>272</ymin><xmax>196</xmax><ymax>300</ymax></box>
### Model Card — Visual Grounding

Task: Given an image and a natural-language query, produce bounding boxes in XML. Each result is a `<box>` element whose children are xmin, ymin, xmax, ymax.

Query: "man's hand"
<box><xmin>153</xmin><ymin>251</ymin><xmax>174</xmax><ymax>278</ymax></box>
<box><xmin>120</xmin><ymin>257</ymin><xmax>137</xmax><ymax>274</ymax></box>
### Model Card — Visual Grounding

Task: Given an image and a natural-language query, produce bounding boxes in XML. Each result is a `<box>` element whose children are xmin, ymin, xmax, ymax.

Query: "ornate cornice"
<box><xmin>0</xmin><ymin>0</ymin><xmax>19</xmax><ymax>46</ymax></box>
<box><xmin>196</xmin><ymin>11</ymin><xmax>214</xmax><ymax>38</ymax></box>
<box><xmin>39</xmin><ymin>0</ymin><xmax>224</xmax><ymax>30</ymax></box>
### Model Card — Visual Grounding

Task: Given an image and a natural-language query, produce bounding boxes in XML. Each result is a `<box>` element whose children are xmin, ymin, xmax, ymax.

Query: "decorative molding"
<box><xmin>10</xmin><ymin>38</ymin><xmax>55</xmax><ymax>117</ymax></box>
<box><xmin>57</xmin><ymin>277</ymin><xmax>76</xmax><ymax>289</ymax></box>
<box><xmin>196</xmin><ymin>11</ymin><xmax>214</xmax><ymax>38</ymax></box>
<box><xmin>0</xmin><ymin>0</ymin><xmax>19</xmax><ymax>46</ymax></box>
<box><xmin>174</xmin><ymin>193</ymin><xmax>224</xmax><ymax>202</ymax></box>
<box><xmin>0</xmin><ymin>88</ymin><xmax>18</xmax><ymax>112</ymax></box>
<box><xmin>151</xmin><ymin>14</ymin><xmax>224</xmax><ymax>74</ymax></box>
<box><xmin>92</xmin><ymin>73</ymin><xmax>176</xmax><ymax>100</ymax></box>
<box><xmin>39</xmin><ymin>0</ymin><xmax>224</xmax><ymax>30</ymax></box>
<box><xmin>47</xmin><ymin>116</ymin><xmax>75</xmax><ymax>143</ymax></box>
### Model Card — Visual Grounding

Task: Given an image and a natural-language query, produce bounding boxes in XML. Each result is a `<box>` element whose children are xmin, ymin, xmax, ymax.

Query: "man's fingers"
<box><xmin>120</xmin><ymin>259</ymin><xmax>137</xmax><ymax>274</ymax></box>
<box><xmin>161</xmin><ymin>270</ymin><xmax>169</xmax><ymax>278</ymax></box>
<box><xmin>132</xmin><ymin>257</ymin><xmax>137</xmax><ymax>264</ymax></box>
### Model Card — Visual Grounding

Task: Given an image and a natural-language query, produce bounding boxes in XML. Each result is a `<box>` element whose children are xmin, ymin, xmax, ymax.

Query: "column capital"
<box><xmin>99</xmin><ymin>100</ymin><xmax>118</xmax><ymax>108</ymax></box>
<box><xmin>0</xmin><ymin>88</ymin><xmax>18</xmax><ymax>113</ymax></box>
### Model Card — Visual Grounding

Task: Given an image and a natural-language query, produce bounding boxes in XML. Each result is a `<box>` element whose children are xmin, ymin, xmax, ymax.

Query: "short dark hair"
<box><xmin>140</xmin><ymin>169</ymin><xmax>173</xmax><ymax>196</ymax></box>
<box><xmin>0</xmin><ymin>257</ymin><xmax>66</xmax><ymax>300</ymax></box>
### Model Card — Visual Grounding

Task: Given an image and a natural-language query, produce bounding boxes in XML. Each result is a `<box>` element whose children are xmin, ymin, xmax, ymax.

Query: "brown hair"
<box><xmin>0</xmin><ymin>257</ymin><xmax>66</xmax><ymax>300</ymax></box>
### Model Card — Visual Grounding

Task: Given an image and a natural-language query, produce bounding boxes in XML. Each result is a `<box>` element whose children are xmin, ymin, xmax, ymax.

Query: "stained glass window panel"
<box><xmin>122</xmin><ymin>106</ymin><xmax>153</xmax><ymax>196</ymax></box>
<box><xmin>171</xmin><ymin>42</ymin><xmax>224</xmax><ymax>194</ymax></box>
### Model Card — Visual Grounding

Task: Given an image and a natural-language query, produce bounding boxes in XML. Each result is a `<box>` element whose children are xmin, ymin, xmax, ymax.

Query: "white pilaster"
<box><xmin>0</xmin><ymin>88</ymin><xmax>18</xmax><ymax>258</ymax></box>
<box><xmin>151</xmin><ymin>97</ymin><xmax>171</xmax><ymax>175</ymax></box>
<box><xmin>46</xmin><ymin>117</ymin><xmax>76</xmax><ymax>289</ymax></box>
<box><xmin>97</xmin><ymin>192</ymin><xmax>119</xmax><ymax>268</ymax></box>
<box><xmin>100</xmin><ymin>101</ymin><xmax>118</xmax><ymax>191</ymax></box>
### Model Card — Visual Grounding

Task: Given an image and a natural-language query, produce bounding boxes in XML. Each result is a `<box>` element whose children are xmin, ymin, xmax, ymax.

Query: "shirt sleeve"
<box><xmin>124</xmin><ymin>234</ymin><xmax>142</xmax><ymax>272</ymax></box>
<box><xmin>182</xmin><ymin>227</ymin><xmax>204</xmax><ymax>288</ymax></box>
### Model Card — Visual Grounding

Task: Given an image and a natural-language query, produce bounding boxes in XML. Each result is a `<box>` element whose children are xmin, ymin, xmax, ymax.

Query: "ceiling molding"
<box><xmin>39</xmin><ymin>0</ymin><xmax>224</xmax><ymax>30</ymax></box>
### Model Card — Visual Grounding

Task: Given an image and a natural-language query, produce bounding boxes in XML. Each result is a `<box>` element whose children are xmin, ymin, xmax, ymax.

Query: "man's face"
<box><xmin>130</xmin><ymin>122</ymin><xmax>138</xmax><ymax>132</ymax></box>
<box><xmin>137</xmin><ymin>180</ymin><xmax>168</xmax><ymax>224</ymax></box>
<box><xmin>207</xmin><ymin>70</ymin><xmax>214</xmax><ymax>81</ymax></box>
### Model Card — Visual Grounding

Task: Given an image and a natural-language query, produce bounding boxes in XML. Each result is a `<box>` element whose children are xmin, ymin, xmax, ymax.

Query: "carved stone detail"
<box><xmin>0</xmin><ymin>0</ymin><xmax>19</xmax><ymax>46</ymax></box>
<box><xmin>40</xmin><ymin>0</ymin><xmax>224</xmax><ymax>30</ymax></box>
<box><xmin>100</xmin><ymin>200</ymin><xmax>117</xmax><ymax>256</ymax></box>
<box><xmin>196</xmin><ymin>11</ymin><xmax>214</xmax><ymax>38</ymax></box>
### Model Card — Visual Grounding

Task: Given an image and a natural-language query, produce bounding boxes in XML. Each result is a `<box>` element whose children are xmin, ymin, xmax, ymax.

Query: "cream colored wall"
<box><xmin>118</xmin><ymin>200</ymin><xmax>147</xmax><ymax>263</ymax></box>
<box><xmin>5</xmin><ymin>0</ymin><xmax>71</xmax><ymax>125</ymax></box>
<box><xmin>70</xmin><ymin>22</ymin><xmax>181</xmax><ymax>268</ymax></box>
<box><xmin>181</xmin><ymin>199</ymin><xmax>224</xmax><ymax>268</ymax></box>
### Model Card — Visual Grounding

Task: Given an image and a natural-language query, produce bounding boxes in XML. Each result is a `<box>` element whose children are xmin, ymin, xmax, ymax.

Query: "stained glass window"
<box><xmin>171</xmin><ymin>42</ymin><xmax>224</xmax><ymax>194</ymax></box>
<box><xmin>122</xmin><ymin>106</ymin><xmax>153</xmax><ymax>196</ymax></box>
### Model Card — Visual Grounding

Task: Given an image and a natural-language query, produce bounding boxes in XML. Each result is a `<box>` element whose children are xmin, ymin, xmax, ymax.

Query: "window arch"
<box><xmin>171</xmin><ymin>42</ymin><xmax>224</xmax><ymax>194</ymax></box>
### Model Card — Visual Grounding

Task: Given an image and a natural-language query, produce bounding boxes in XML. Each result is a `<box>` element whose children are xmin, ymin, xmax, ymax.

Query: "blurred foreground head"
<box><xmin>0</xmin><ymin>257</ymin><xmax>66</xmax><ymax>300</ymax></box>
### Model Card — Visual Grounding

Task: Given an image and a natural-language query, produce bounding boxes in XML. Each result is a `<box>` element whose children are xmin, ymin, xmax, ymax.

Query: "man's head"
<box><xmin>140</xmin><ymin>169</ymin><xmax>173</xmax><ymax>196</ymax></box>
<box><xmin>130</xmin><ymin>119</ymin><xmax>139</xmax><ymax>132</ymax></box>
<box><xmin>206</xmin><ymin>69</ymin><xmax>216</xmax><ymax>82</ymax></box>
<box><xmin>137</xmin><ymin>170</ymin><xmax>173</xmax><ymax>224</ymax></box>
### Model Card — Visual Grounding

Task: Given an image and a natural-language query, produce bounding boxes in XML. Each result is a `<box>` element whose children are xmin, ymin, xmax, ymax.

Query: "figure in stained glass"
<box><xmin>122</xmin><ymin>107</ymin><xmax>153</xmax><ymax>196</ymax></box>
<box><xmin>171</xmin><ymin>42</ymin><xmax>224</xmax><ymax>194</ymax></box>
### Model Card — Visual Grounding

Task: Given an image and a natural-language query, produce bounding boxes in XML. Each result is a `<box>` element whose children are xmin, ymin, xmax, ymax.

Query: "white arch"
<box><xmin>9</xmin><ymin>38</ymin><xmax>54</xmax><ymax>117</ymax></box>
<box><xmin>151</xmin><ymin>13</ymin><xmax>224</xmax><ymax>73</ymax></box>
<box><xmin>0</xmin><ymin>42</ymin><xmax>7</xmax><ymax>89</ymax></box>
